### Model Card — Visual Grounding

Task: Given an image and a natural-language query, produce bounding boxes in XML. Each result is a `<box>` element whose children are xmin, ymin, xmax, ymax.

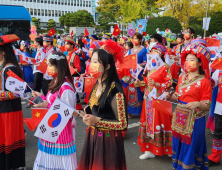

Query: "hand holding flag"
<box><xmin>151</xmin><ymin>98</ymin><xmax>173</xmax><ymax>116</ymax></box>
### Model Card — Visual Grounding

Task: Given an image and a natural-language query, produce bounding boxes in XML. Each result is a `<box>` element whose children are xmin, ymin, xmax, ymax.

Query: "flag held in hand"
<box><xmin>117</xmin><ymin>54</ymin><xmax>137</xmax><ymax>69</ymax></box>
<box><xmin>146</xmin><ymin>54</ymin><xmax>164</xmax><ymax>70</ymax></box>
<box><xmin>84</xmin><ymin>77</ymin><xmax>97</xmax><ymax>92</ymax></box>
<box><xmin>34</xmin><ymin>98</ymin><xmax>76</xmax><ymax>142</ymax></box>
<box><xmin>85</xmin><ymin>28</ymin><xmax>89</xmax><ymax>36</ymax></box>
<box><xmin>210</xmin><ymin>58</ymin><xmax>222</xmax><ymax>71</ymax></box>
<box><xmin>24</xmin><ymin>108</ymin><xmax>48</xmax><ymax>131</ymax></box>
<box><xmin>74</xmin><ymin>77</ymin><xmax>84</xmax><ymax>93</ymax></box>
<box><xmin>37</xmin><ymin>58</ymin><xmax>48</xmax><ymax>74</ymax></box>
<box><xmin>48</xmin><ymin>28</ymin><xmax>56</xmax><ymax>36</ymax></box>
<box><xmin>151</xmin><ymin>98</ymin><xmax>173</xmax><ymax>116</ymax></box>
<box><xmin>112</xmin><ymin>24</ymin><xmax>121</xmax><ymax>36</ymax></box>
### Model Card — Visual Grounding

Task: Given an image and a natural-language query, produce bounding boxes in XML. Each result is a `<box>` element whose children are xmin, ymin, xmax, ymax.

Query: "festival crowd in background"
<box><xmin>0</xmin><ymin>27</ymin><xmax>222</xmax><ymax>170</ymax></box>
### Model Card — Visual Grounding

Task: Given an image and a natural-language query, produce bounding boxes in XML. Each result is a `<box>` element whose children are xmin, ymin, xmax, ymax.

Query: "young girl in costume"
<box><xmin>136</xmin><ymin>42</ymin><xmax>173</xmax><ymax>159</ymax></box>
<box><xmin>127</xmin><ymin>32</ymin><xmax>147</xmax><ymax>118</ymax></box>
<box><xmin>20</xmin><ymin>40</ymin><xmax>34</xmax><ymax>91</ymax></box>
<box><xmin>166</xmin><ymin>39</ymin><xmax>212</xmax><ymax>170</ymax></box>
<box><xmin>78</xmin><ymin>40</ymin><xmax>128</xmax><ymax>170</ymax></box>
<box><xmin>32</xmin><ymin>52</ymin><xmax>78</xmax><ymax>170</ymax></box>
<box><xmin>0</xmin><ymin>34</ymin><xmax>26</xmax><ymax>169</ymax></box>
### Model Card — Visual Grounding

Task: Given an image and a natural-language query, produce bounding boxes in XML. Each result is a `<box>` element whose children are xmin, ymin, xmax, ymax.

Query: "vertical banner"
<box><xmin>92</xmin><ymin>0</ymin><xmax>96</xmax><ymax>21</ymax></box>
<box><xmin>203</xmin><ymin>17</ymin><xmax>211</xmax><ymax>31</ymax></box>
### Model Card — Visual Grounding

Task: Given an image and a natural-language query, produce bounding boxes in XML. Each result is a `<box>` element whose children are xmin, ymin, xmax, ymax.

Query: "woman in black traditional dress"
<box><xmin>78</xmin><ymin>40</ymin><xmax>128</xmax><ymax>170</ymax></box>
<box><xmin>0</xmin><ymin>34</ymin><xmax>25</xmax><ymax>170</ymax></box>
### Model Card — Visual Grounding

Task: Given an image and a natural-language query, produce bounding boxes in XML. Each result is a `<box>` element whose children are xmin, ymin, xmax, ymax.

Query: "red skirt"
<box><xmin>0</xmin><ymin>110</ymin><xmax>25</xmax><ymax>169</ymax></box>
<box><xmin>138</xmin><ymin>101</ymin><xmax>172</xmax><ymax>156</ymax></box>
<box><xmin>78</xmin><ymin>126</ymin><xmax>127</xmax><ymax>170</ymax></box>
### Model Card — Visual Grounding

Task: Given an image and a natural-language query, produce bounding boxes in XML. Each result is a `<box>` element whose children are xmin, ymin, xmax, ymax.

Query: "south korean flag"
<box><xmin>74</xmin><ymin>77</ymin><xmax>84</xmax><ymax>93</ymax></box>
<box><xmin>130</xmin><ymin>64</ymin><xmax>144</xmax><ymax>79</ymax></box>
<box><xmin>34</xmin><ymin>98</ymin><xmax>75</xmax><ymax>143</ymax></box>
<box><xmin>5</xmin><ymin>77</ymin><xmax>27</xmax><ymax>97</ymax></box>
<box><xmin>146</xmin><ymin>54</ymin><xmax>164</xmax><ymax>70</ymax></box>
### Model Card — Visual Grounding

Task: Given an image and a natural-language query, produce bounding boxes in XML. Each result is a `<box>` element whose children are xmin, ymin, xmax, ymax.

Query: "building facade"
<box><xmin>1</xmin><ymin>0</ymin><xmax>95</xmax><ymax>28</ymax></box>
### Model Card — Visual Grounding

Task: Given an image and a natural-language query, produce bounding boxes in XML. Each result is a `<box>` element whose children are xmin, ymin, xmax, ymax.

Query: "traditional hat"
<box><xmin>90</xmin><ymin>34</ymin><xmax>98</xmax><ymax>40</ymax></box>
<box><xmin>100</xmin><ymin>39</ymin><xmax>124</xmax><ymax>64</ymax></box>
<box><xmin>65</xmin><ymin>37</ymin><xmax>75</xmax><ymax>45</ymax></box>
<box><xmin>181</xmin><ymin>38</ymin><xmax>211</xmax><ymax>78</ymax></box>
<box><xmin>20</xmin><ymin>40</ymin><xmax>31</xmax><ymax>47</ymax></box>
<box><xmin>102</xmin><ymin>33</ymin><xmax>111</xmax><ymax>40</ymax></box>
<box><xmin>89</xmin><ymin>40</ymin><xmax>104</xmax><ymax>49</ymax></box>
<box><xmin>43</xmin><ymin>36</ymin><xmax>54</xmax><ymax>42</ymax></box>
<box><xmin>0</xmin><ymin>34</ymin><xmax>19</xmax><ymax>45</ymax></box>
<box><xmin>149</xmin><ymin>42</ymin><xmax>167</xmax><ymax>55</ymax></box>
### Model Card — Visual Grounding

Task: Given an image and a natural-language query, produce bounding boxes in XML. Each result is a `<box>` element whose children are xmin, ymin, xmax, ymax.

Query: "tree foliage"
<box><xmin>59</xmin><ymin>10</ymin><xmax>95</xmax><ymax>29</ymax></box>
<box><xmin>32</xmin><ymin>17</ymin><xmax>40</xmax><ymax>33</ymax></box>
<box><xmin>207</xmin><ymin>11</ymin><xmax>222</xmax><ymax>36</ymax></box>
<box><xmin>155</xmin><ymin>0</ymin><xmax>222</xmax><ymax>27</ymax></box>
<box><xmin>47</xmin><ymin>19</ymin><xmax>56</xmax><ymax>31</ymax></box>
<box><xmin>146</xmin><ymin>16</ymin><xmax>182</xmax><ymax>35</ymax></box>
<box><xmin>97</xmin><ymin>0</ymin><xmax>159</xmax><ymax>23</ymax></box>
<box><xmin>97</xmin><ymin>11</ymin><xmax>116</xmax><ymax>32</ymax></box>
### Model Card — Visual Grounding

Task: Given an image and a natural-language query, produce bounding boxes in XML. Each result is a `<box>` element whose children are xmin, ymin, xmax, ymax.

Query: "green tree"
<box><xmin>146</xmin><ymin>16</ymin><xmax>182</xmax><ymax>34</ymax></box>
<box><xmin>207</xmin><ymin>11</ymin><xmax>222</xmax><ymax>36</ymax></box>
<box><xmin>70</xmin><ymin>10</ymin><xmax>95</xmax><ymax>27</ymax></box>
<box><xmin>97</xmin><ymin>11</ymin><xmax>116</xmax><ymax>32</ymax></box>
<box><xmin>59</xmin><ymin>10</ymin><xmax>95</xmax><ymax>31</ymax></box>
<box><xmin>47</xmin><ymin>19</ymin><xmax>56</xmax><ymax>31</ymax></box>
<box><xmin>97</xmin><ymin>0</ymin><xmax>159</xmax><ymax>23</ymax></box>
<box><xmin>32</xmin><ymin>17</ymin><xmax>40</xmax><ymax>33</ymax></box>
<box><xmin>188</xmin><ymin>17</ymin><xmax>204</xmax><ymax>37</ymax></box>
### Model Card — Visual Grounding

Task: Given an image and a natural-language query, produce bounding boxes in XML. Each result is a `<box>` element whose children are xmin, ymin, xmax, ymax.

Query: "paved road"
<box><xmin>22</xmin><ymin>99</ymin><xmax>222</xmax><ymax>170</ymax></box>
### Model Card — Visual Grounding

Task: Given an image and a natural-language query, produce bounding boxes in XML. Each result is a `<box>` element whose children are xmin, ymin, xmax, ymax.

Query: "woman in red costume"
<box><xmin>136</xmin><ymin>42</ymin><xmax>173</xmax><ymax>160</ymax></box>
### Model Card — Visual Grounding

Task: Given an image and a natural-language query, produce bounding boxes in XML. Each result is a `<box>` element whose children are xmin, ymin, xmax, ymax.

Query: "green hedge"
<box><xmin>146</xmin><ymin>16</ymin><xmax>182</xmax><ymax>35</ymax></box>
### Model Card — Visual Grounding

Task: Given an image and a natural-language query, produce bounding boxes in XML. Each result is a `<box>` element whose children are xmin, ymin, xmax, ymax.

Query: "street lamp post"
<box><xmin>204</xmin><ymin>0</ymin><xmax>209</xmax><ymax>38</ymax></box>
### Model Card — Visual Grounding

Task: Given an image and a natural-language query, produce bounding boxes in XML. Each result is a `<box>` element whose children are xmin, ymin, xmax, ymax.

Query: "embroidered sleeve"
<box><xmin>95</xmin><ymin>92</ymin><xmax>127</xmax><ymax>130</ymax></box>
<box><xmin>158</xmin><ymin>65</ymin><xmax>172</xmax><ymax>93</ymax></box>
<box><xmin>0</xmin><ymin>91</ymin><xmax>18</xmax><ymax>101</ymax></box>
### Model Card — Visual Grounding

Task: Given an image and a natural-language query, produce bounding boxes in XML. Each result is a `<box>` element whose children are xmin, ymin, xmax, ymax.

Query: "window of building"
<box><xmin>34</xmin><ymin>0</ymin><xmax>36</xmax><ymax>2</ymax></box>
<box><xmin>86</xmin><ymin>1</ymin><xmax>88</xmax><ymax>7</ymax></box>
<box><xmin>48</xmin><ymin>0</ymin><xmax>50</xmax><ymax>4</ymax></box>
<box><xmin>65</xmin><ymin>11</ymin><xmax>67</xmax><ymax>14</ymax></box>
<box><xmin>41</xmin><ymin>0</ymin><xmax>43</xmax><ymax>3</ymax></box>
<box><xmin>80</xmin><ymin>0</ymin><xmax>82</xmax><ymax>6</ymax></box>
<box><xmin>38</xmin><ymin>9</ymin><xmax>40</xmax><ymax>15</ymax></box>
<box><xmin>59</xmin><ymin>11</ymin><xmax>61</xmax><ymax>16</ymax></box>
<box><xmin>58</xmin><ymin>0</ymin><xmax>60</xmax><ymax>4</ymax></box>
<box><xmin>74</xmin><ymin>0</ymin><xmax>76</xmax><ymax>6</ymax></box>
<box><xmin>71</xmin><ymin>0</ymin><xmax>73</xmax><ymax>5</ymax></box>
<box><xmin>62</xmin><ymin>11</ymin><xmax>64</xmax><ymax>15</ymax></box>
<box><xmin>65</xmin><ymin>0</ymin><xmax>67</xmax><ymax>5</ymax></box>
<box><xmin>44</xmin><ymin>0</ymin><xmax>47</xmax><ymax>3</ymax></box>
<box><xmin>34</xmin><ymin>9</ymin><xmax>37</xmax><ymax>15</ymax></box>
<box><xmin>51</xmin><ymin>0</ymin><xmax>54</xmax><ymax>4</ymax></box>
<box><xmin>30</xmin><ymin>0</ymin><xmax>33</xmax><ymax>2</ymax></box>
<box><xmin>52</xmin><ymin>10</ymin><xmax>54</xmax><ymax>16</ymax></box>
<box><xmin>89</xmin><ymin>1</ymin><xmax>91</xmax><ymax>7</ymax></box>
<box><xmin>83</xmin><ymin>1</ymin><xmax>85</xmax><ymax>6</ymax></box>
<box><xmin>77</xmin><ymin>0</ymin><xmax>79</xmax><ymax>6</ymax></box>
<box><xmin>41</xmin><ymin>9</ymin><xmax>44</xmax><ymax>16</ymax></box>
<box><xmin>48</xmin><ymin>10</ymin><xmax>51</xmax><ymax>16</ymax></box>
<box><xmin>55</xmin><ymin>10</ymin><xmax>57</xmax><ymax>17</ymax></box>
<box><xmin>30</xmin><ymin>8</ymin><xmax>33</xmax><ymax>15</ymax></box>
<box><xmin>26</xmin><ymin>8</ymin><xmax>29</xmax><ymax>12</ymax></box>
<box><xmin>61</xmin><ymin>0</ymin><xmax>63</xmax><ymax>5</ymax></box>
<box><xmin>37</xmin><ymin>0</ymin><xmax>40</xmax><ymax>2</ymax></box>
<box><xmin>26</xmin><ymin>0</ymin><xmax>28</xmax><ymax>2</ymax></box>
<box><xmin>55</xmin><ymin>0</ymin><xmax>57</xmax><ymax>4</ymax></box>
<box><xmin>68</xmin><ymin>0</ymin><xmax>70</xmax><ymax>5</ymax></box>
<box><xmin>45</xmin><ymin>9</ymin><xmax>47</xmax><ymax>16</ymax></box>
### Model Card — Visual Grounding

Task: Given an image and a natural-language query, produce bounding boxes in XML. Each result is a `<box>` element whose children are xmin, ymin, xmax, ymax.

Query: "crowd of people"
<box><xmin>0</xmin><ymin>27</ymin><xmax>221</xmax><ymax>170</ymax></box>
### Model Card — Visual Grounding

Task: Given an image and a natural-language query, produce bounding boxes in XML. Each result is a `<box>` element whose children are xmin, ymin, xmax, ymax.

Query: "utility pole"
<box><xmin>204</xmin><ymin>0</ymin><xmax>209</xmax><ymax>38</ymax></box>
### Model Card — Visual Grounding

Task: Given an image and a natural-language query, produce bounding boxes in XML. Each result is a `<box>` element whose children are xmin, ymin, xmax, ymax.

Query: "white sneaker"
<box><xmin>139</xmin><ymin>151</ymin><xmax>156</xmax><ymax>160</ymax></box>
<box><xmin>168</xmin><ymin>154</ymin><xmax>172</xmax><ymax>157</ymax></box>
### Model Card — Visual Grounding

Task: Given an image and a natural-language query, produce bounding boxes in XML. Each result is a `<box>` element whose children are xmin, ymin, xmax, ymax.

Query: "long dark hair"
<box><xmin>198</xmin><ymin>58</ymin><xmax>205</xmax><ymax>75</ymax></box>
<box><xmin>78</xmin><ymin>39</ymin><xmax>85</xmax><ymax>49</ymax></box>
<box><xmin>92</xmin><ymin>49</ymin><xmax>124</xmax><ymax>110</ymax></box>
<box><xmin>0</xmin><ymin>43</ymin><xmax>24</xmax><ymax>79</ymax></box>
<box><xmin>48</xmin><ymin>52</ymin><xmax>75</xmax><ymax>94</ymax></box>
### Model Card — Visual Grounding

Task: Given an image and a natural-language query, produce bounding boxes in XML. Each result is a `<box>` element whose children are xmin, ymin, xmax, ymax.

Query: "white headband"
<box><xmin>47</xmin><ymin>53</ymin><xmax>66</xmax><ymax>61</ymax></box>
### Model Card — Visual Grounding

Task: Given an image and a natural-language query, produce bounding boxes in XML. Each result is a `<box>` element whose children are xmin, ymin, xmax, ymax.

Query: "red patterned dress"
<box><xmin>138</xmin><ymin>64</ymin><xmax>173</xmax><ymax>156</ymax></box>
